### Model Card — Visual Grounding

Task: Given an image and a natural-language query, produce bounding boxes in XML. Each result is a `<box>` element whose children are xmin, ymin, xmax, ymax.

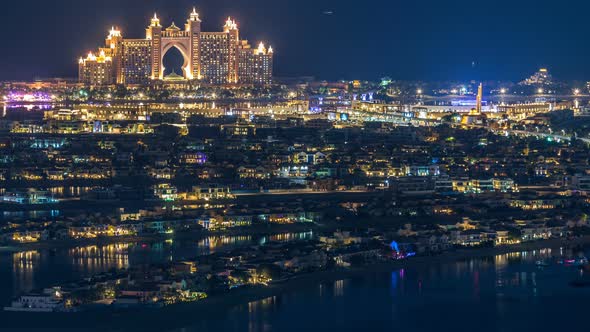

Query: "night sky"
<box><xmin>1</xmin><ymin>0</ymin><xmax>588</xmax><ymax>82</ymax></box>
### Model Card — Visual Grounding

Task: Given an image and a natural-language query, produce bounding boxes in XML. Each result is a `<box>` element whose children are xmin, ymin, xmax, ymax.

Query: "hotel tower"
<box><xmin>79</xmin><ymin>9</ymin><xmax>273</xmax><ymax>86</ymax></box>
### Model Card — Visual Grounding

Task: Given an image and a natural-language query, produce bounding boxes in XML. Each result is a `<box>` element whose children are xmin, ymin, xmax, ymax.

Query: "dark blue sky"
<box><xmin>1</xmin><ymin>0</ymin><xmax>587</xmax><ymax>81</ymax></box>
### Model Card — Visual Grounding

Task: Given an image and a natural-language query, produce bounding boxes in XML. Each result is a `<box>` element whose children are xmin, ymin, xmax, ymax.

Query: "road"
<box><xmin>506</xmin><ymin>129</ymin><xmax>590</xmax><ymax>144</ymax></box>
<box><xmin>234</xmin><ymin>189</ymin><xmax>369</xmax><ymax>196</ymax></box>
<box><xmin>454</xmin><ymin>122</ymin><xmax>590</xmax><ymax>144</ymax></box>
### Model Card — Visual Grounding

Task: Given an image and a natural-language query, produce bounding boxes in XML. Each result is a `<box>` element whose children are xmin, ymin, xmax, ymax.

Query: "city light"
<box><xmin>78</xmin><ymin>10</ymin><xmax>273</xmax><ymax>86</ymax></box>
<box><xmin>3</xmin><ymin>4</ymin><xmax>590</xmax><ymax>323</ymax></box>
<box><xmin>5</xmin><ymin>92</ymin><xmax>53</xmax><ymax>102</ymax></box>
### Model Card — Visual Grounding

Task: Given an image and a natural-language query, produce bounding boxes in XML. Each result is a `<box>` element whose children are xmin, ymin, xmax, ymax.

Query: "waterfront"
<box><xmin>1</xmin><ymin>242</ymin><xmax>589</xmax><ymax>331</ymax></box>
<box><xmin>170</xmin><ymin>247</ymin><xmax>590</xmax><ymax>332</ymax></box>
<box><xmin>0</xmin><ymin>231</ymin><xmax>314</xmax><ymax>303</ymax></box>
<box><xmin>3</xmin><ymin>0</ymin><xmax>590</xmax><ymax>330</ymax></box>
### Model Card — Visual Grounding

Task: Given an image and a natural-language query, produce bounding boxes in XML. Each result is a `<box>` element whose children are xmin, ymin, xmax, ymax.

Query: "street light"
<box><xmin>500</xmin><ymin>88</ymin><xmax>506</xmax><ymax>94</ymax></box>
<box><xmin>574</xmin><ymin>89</ymin><xmax>580</xmax><ymax>95</ymax></box>
<box><xmin>537</xmin><ymin>88</ymin><xmax>543</xmax><ymax>94</ymax></box>
<box><xmin>417</xmin><ymin>89</ymin><xmax>423</xmax><ymax>95</ymax></box>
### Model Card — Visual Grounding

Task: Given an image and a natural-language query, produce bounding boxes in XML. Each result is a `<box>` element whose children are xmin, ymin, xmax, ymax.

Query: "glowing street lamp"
<box><xmin>574</xmin><ymin>89</ymin><xmax>580</xmax><ymax>95</ymax></box>
<box><xmin>537</xmin><ymin>88</ymin><xmax>543</xmax><ymax>94</ymax></box>
<box><xmin>416</xmin><ymin>89</ymin><xmax>423</xmax><ymax>95</ymax></box>
<box><xmin>500</xmin><ymin>88</ymin><xmax>506</xmax><ymax>94</ymax></box>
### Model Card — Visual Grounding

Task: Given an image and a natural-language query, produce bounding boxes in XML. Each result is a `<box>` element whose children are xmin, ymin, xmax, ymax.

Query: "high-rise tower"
<box><xmin>186</xmin><ymin>8</ymin><xmax>202</xmax><ymax>80</ymax></box>
<box><xmin>224</xmin><ymin>17</ymin><xmax>239</xmax><ymax>84</ymax></box>
<box><xmin>105</xmin><ymin>27</ymin><xmax>123</xmax><ymax>83</ymax></box>
<box><xmin>79</xmin><ymin>10</ymin><xmax>273</xmax><ymax>86</ymax></box>
<box><xmin>476</xmin><ymin>83</ymin><xmax>483</xmax><ymax>114</ymax></box>
<box><xmin>147</xmin><ymin>13</ymin><xmax>163</xmax><ymax>80</ymax></box>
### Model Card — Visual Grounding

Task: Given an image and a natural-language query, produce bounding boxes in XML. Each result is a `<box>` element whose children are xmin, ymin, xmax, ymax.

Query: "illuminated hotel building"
<box><xmin>78</xmin><ymin>9</ymin><xmax>274</xmax><ymax>86</ymax></box>
<box><xmin>78</xmin><ymin>50</ymin><xmax>115</xmax><ymax>86</ymax></box>
<box><xmin>238</xmin><ymin>42</ymin><xmax>273</xmax><ymax>85</ymax></box>
<box><xmin>120</xmin><ymin>39</ymin><xmax>152</xmax><ymax>85</ymax></box>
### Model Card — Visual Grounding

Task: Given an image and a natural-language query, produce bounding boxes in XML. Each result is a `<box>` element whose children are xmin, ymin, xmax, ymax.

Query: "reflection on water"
<box><xmin>168</xmin><ymin>246</ymin><xmax>590</xmax><ymax>332</ymax></box>
<box><xmin>5</xmin><ymin>240</ymin><xmax>590</xmax><ymax>332</ymax></box>
<box><xmin>4</xmin><ymin>104</ymin><xmax>53</xmax><ymax>112</ymax></box>
<box><xmin>333</xmin><ymin>279</ymin><xmax>344</xmax><ymax>297</ymax></box>
<box><xmin>247</xmin><ymin>296</ymin><xmax>278</xmax><ymax>332</ymax></box>
<box><xmin>2</xmin><ymin>231</ymin><xmax>314</xmax><ymax>300</ymax></box>
<box><xmin>495</xmin><ymin>248</ymin><xmax>553</xmax><ymax>289</ymax></box>
<box><xmin>0</xmin><ymin>186</ymin><xmax>100</xmax><ymax>221</ymax></box>
<box><xmin>68</xmin><ymin>243</ymin><xmax>130</xmax><ymax>275</ymax></box>
<box><xmin>48</xmin><ymin>186</ymin><xmax>96</xmax><ymax>198</ymax></box>
<box><xmin>262</xmin><ymin>231</ymin><xmax>313</xmax><ymax>244</ymax></box>
<box><xmin>1</xmin><ymin>209</ymin><xmax>61</xmax><ymax>221</ymax></box>
<box><xmin>198</xmin><ymin>235</ymin><xmax>253</xmax><ymax>253</ymax></box>
<box><xmin>248</xmin><ymin>296</ymin><xmax>277</xmax><ymax>314</ymax></box>
<box><xmin>11</xmin><ymin>251</ymin><xmax>40</xmax><ymax>296</ymax></box>
<box><xmin>194</xmin><ymin>231</ymin><xmax>314</xmax><ymax>254</ymax></box>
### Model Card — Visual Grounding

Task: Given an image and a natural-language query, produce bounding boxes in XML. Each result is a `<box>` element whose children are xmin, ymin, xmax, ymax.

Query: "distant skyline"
<box><xmin>2</xmin><ymin>0</ymin><xmax>589</xmax><ymax>82</ymax></box>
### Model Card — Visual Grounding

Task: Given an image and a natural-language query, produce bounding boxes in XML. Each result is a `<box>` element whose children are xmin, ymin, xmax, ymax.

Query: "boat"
<box><xmin>3</xmin><ymin>287</ymin><xmax>65</xmax><ymax>312</ymax></box>
<box><xmin>535</xmin><ymin>260</ymin><xmax>549</xmax><ymax>267</ymax></box>
<box><xmin>574</xmin><ymin>257</ymin><xmax>589</xmax><ymax>267</ymax></box>
<box><xmin>557</xmin><ymin>258</ymin><xmax>576</xmax><ymax>265</ymax></box>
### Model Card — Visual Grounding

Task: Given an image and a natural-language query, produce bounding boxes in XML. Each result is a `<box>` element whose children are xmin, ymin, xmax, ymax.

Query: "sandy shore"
<box><xmin>1</xmin><ymin>236</ymin><xmax>589</xmax><ymax>331</ymax></box>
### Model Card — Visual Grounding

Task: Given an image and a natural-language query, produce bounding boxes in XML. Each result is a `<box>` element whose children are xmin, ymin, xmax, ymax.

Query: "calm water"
<box><xmin>2</xmin><ymin>244</ymin><xmax>590</xmax><ymax>332</ymax></box>
<box><xmin>0</xmin><ymin>231</ymin><xmax>314</xmax><ymax>302</ymax></box>
<box><xmin>171</xmin><ymin>247</ymin><xmax>590</xmax><ymax>332</ymax></box>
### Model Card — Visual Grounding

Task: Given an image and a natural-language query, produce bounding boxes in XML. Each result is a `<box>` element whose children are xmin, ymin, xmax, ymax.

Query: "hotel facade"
<box><xmin>79</xmin><ymin>9</ymin><xmax>273</xmax><ymax>86</ymax></box>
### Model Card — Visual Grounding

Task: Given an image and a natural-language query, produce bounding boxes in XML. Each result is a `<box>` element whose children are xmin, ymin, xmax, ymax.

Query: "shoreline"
<box><xmin>1</xmin><ymin>236</ymin><xmax>589</xmax><ymax>331</ymax></box>
<box><xmin>0</xmin><ymin>223</ymin><xmax>317</xmax><ymax>252</ymax></box>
